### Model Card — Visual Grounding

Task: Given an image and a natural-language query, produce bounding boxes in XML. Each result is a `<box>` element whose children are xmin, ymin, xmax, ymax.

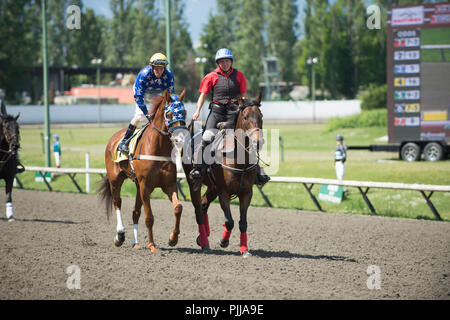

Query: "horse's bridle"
<box><xmin>0</xmin><ymin>117</ymin><xmax>19</xmax><ymax>171</ymax></box>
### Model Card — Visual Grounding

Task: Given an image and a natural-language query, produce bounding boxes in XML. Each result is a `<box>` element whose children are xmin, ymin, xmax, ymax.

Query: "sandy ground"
<box><xmin>0</xmin><ymin>189</ymin><xmax>449</xmax><ymax>300</ymax></box>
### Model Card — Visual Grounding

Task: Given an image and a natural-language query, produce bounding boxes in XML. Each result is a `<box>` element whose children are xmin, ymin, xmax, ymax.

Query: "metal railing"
<box><xmin>16</xmin><ymin>166</ymin><xmax>450</xmax><ymax>221</ymax></box>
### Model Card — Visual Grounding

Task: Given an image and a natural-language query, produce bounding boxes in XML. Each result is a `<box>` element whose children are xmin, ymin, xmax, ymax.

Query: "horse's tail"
<box><xmin>97</xmin><ymin>176</ymin><xmax>112</xmax><ymax>221</ymax></box>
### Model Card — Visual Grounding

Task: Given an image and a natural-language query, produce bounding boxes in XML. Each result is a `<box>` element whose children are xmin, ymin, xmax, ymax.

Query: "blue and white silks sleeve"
<box><xmin>133</xmin><ymin>68</ymin><xmax>149</xmax><ymax>115</ymax></box>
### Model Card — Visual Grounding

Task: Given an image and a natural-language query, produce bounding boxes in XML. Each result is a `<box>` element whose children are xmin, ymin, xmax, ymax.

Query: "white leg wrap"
<box><xmin>133</xmin><ymin>224</ymin><xmax>139</xmax><ymax>245</ymax></box>
<box><xmin>6</xmin><ymin>202</ymin><xmax>13</xmax><ymax>219</ymax></box>
<box><xmin>116</xmin><ymin>209</ymin><xmax>125</xmax><ymax>233</ymax></box>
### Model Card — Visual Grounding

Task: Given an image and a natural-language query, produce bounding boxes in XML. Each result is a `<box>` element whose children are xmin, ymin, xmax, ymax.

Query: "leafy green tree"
<box><xmin>267</xmin><ymin>0</ymin><xmax>298</xmax><ymax>83</ymax></box>
<box><xmin>0</xmin><ymin>0</ymin><xmax>40</xmax><ymax>102</ymax></box>
<box><xmin>234</xmin><ymin>0</ymin><xmax>265</xmax><ymax>96</ymax></box>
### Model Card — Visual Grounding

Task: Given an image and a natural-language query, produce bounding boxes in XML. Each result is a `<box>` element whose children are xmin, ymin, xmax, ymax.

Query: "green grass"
<box><xmin>6</xmin><ymin>123</ymin><xmax>450</xmax><ymax>221</ymax></box>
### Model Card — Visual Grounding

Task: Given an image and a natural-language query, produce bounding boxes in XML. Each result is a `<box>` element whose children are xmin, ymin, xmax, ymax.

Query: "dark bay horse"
<box><xmin>183</xmin><ymin>94</ymin><xmax>264</xmax><ymax>257</ymax></box>
<box><xmin>0</xmin><ymin>100</ymin><xmax>22</xmax><ymax>221</ymax></box>
<box><xmin>99</xmin><ymin>90</ymin><xmax>187</xmax><ymax>252</ymax></box>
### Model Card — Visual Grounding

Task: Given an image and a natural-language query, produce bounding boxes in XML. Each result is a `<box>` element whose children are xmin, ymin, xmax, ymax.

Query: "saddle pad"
<box><xmin>113</xmin><ymin>126</ymin><xmax>147</xmax><ymax>162</ymax></box>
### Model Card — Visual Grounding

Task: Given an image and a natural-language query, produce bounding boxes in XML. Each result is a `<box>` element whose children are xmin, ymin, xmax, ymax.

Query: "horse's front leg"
<box><xmin>162</xmin><ymin>183</ymin><xmax>183</xmax><ymax>247</ymax></box>
<box><xmin>238</xmin><ymin>188</ymin><xmax>253</xmax><ymax>258</ymax></box>
<box><xmin>139</xmin><ymin>181</ymin><xmax>157</xmax><ymax>252</ymax></box>
<box><xmin>219</xmin><ymin>192</ymin><xmax>234</xmax><ymax>249</ymax></box>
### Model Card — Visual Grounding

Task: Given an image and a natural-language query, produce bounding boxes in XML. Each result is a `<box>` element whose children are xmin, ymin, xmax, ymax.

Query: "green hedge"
<box><xmin>326</xmin><ymin>108</ymin><xmax>387</xmax><ymax>131</ymax></box>
<box><xmin>361</xmin><ymin>84</ymin><xmax>387</xmax><ymax>111</ymax></box>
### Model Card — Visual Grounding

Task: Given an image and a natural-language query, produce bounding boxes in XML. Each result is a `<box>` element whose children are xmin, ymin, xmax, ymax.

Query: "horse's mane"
<box><xmin>1</xmin><ymin>114</ymin><xmax>17</xmax><ymax>122</ymax></box>
<box><xmin>149</xmin><ymin>95</ymin><xmax>165</xmax><ymax>117</ymax></box>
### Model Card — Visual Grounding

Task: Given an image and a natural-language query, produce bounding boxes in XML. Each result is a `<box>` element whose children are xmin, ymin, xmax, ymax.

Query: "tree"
<box><xmin>234</xmin><ymin>0</ymin><xmax>265</xmax><ymax>96</ymax></box>
<box><xmin>267</xmin><ymin>0</ymin><xmax>298</xmax><ymax>83</ymax></box>
<box><xmin>106</xmin><ymin>0</ymin><xmax>136</xmax><ymax>66</ymax></box>
<box><xmin>0</xmin><ymin>0</ymin><xmax>41</xmax><ymax>103</ymax></box>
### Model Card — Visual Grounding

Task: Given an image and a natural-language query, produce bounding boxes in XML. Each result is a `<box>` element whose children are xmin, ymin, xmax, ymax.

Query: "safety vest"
<box><xmin>212</xmin><ymin>69</ymin><xmax>240</xmax><ymax>105</ymax></box>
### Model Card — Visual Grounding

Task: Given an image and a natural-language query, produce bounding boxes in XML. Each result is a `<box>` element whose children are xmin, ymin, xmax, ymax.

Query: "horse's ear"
<box><xmin>238</xmin><ymin>97</ymin><xmax>244</xmax><ymax>106</ymax></box>
<box><xmin>15</xmin><ymin>112</ymin><xmax>20</xmax><ymax>121</ymax></box>
<box><xmin>256</xmin><ymin>92</ymin><xmax>262</xmax><ymax>104</ymax></box>
<box><xmin>163</xmin><ymin>89</ymin><xmax>171</xmax><ymax>103</ymax></box>
<box><xmin>179</xmin><ymin>88</ymin><xmax>186</xmax><ymax>102</ymax></box>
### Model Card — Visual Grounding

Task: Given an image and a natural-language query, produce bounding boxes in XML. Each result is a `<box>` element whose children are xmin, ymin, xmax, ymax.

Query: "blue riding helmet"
<box><xmin>164</xmin><ymin>94</ymin><xmax>187</xmax><ymax>133</ymax></box>
<box><xmin>215</xmin><ymin>48</ymin><xmax>234</xmax><ymax>63</ymax></box>
<box><xmin>53</xmin><ymin>134</ymin><xmax>59</xmax><ymax>140</ymax></box>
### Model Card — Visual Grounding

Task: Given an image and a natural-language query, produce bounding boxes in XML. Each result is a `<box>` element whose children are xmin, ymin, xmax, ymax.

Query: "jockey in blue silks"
<box><xmin>118</xmin><ymin>53</ymin><xmax>175</xmax><ymax>153</ymax></box>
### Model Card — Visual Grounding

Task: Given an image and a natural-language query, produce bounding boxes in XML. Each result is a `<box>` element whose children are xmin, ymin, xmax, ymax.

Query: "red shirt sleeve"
<box><xmin>198</xmin><ymin>72</ymin><xmax>218</xmax><ymax>95</ymax></box>
<box><xmin>236</xmin><ymin>71</ymin><xmax>247</xmax><ymax>94</ymax></box>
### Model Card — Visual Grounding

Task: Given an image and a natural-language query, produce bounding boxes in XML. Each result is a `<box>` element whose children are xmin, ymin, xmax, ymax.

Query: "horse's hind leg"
<box><xmin>162</xmin><ymin>183</ymin><xmax>182</xmax><ymax>247</ymax></box>
<box><xmin>219</xmin><ymin>192</ymin><xmax>234</xmax><ymax>249</ymax></box>
<box><xmin>139</xmin><ymin>180</ymin><xmax>157</xmax><ymax>252</ymax></box>
<box><xmin>5</xmin><ymin>176</ymin><xmax>14</xmax><ymax>221</ymax></box>
<box><xmin>188</xmin><ymin>179</ymin><xmax>210</xmax><ymax>250</ymax></box>
<box><xmin>111</xmin><ymin>172</ymin><xmax>127</xmax><ymax>247</ymax></box>
<box><xmin>132</xmin><ymin>182</ymin><xmax>142</xmax><ymax>248</ymax></box>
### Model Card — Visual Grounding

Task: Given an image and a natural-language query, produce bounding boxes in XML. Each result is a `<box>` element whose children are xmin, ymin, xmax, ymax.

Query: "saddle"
<box><xmin>113</xmin><ymin>126</ymin><xmax>148</xmax><ymax>162</ymax></box>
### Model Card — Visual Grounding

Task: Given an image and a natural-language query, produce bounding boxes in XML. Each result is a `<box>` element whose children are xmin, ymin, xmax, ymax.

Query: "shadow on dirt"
<box><xmin>161</xmin><ymin>247</ymin><xmax>357</xmax><ymax>262</ymax></box>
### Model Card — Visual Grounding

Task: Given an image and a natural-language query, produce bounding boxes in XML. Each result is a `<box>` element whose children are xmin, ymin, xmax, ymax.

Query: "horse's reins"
<box><xmin>219</xmin><ymin>102</ymin><xmax>266</xmax><ymax>197</ymax></box>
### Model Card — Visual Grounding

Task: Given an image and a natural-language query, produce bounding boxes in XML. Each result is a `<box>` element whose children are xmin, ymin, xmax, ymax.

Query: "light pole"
<box><xmin>307</xmin><ymin>56</ymin><xmax>318</xmax><ymax>123</ymax></box>
<box><xmin>42</xmin><ymin>0</ymin><xmax>51</xmax><ymax>167</ymax></box>
<box><xmin>195</xmin><ymin>56</ymin><xmax>207</xmax><ymax>78</ymax></box>
<box><xmin>91</xmin><ymin>58</ymin><xmax>102</xmax><ymax>126</ymax></box>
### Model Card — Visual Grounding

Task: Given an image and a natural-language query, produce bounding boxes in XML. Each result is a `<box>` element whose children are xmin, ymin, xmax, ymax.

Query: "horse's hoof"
<box><xmin>148</xmin><ymin>244</ymin><xmax>158</xmax><ymax>253</ymax></box>
<box><xmin>201</xmin><ymin>245</ymin><xmax>210</xmax><ymax>251</ymax></box>
<box><xmin>241</xmin><ymin>250</ymin><xmax>252</xmax><ymax>258</ymax></box>
<box><xmin>7</xmin><ymin>218</ymin><xmax>15</xmax><ymax>222</ymax></box>
<box><xmin>114</xmin><ymin>232</ymin><xmax>125</xmax><ymax>247</ymax></box>
<box><xmin>168</xmin><ymin>233</ymin><xmax>179</xmax><ymax>247</ymax></box>
<box><xmin>220</xmin><ymin>238</ymin><xmax>229</xmax><ymax>248</ymax></box>
<box><xmin>132</xmin><ymin>243</ymin><xmax>140</xmax><ymax>249</ymax></box>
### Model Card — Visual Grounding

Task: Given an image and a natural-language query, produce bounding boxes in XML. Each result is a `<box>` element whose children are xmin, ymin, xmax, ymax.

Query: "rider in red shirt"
<box><xmin>189</xmin><ymin>48</ymin><xmax>269</xmax><ymax>187</ymax></box>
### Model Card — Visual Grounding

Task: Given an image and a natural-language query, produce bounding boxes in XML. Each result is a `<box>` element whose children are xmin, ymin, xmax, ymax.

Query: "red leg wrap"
<box><xmin>240</xmin><ymin>232</ymin><xmax>248</xmax><ymax>254</ymax></box>
<box><xmin>204</xmin><ymin>213</ymin><xmax>210</xmax><ymax>236</ymax></box>
<box><xmin>198</xmin><ymin>224</ymin><xmax>209</xmax><ymax>247</ymax></box>
<box><xmin>222</xmin><ymin>224</ymin><xmax>232</xmax><ymax>241</ymax></box>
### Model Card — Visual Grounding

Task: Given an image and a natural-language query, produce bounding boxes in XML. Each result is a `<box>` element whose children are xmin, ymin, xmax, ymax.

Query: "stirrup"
<box><xmin>189</xmin><ymin>168</ymin><xmax>202</xmax><ymax>180</ymax></box>
<box><xmin>16</xmin><ymin>163</ymin><xmax>25</xmax><ymax>174</ymax></box>
<box><xmin>255</xmin><ymin>174</ymin><xmax>270</xmax><ymax>187</ymax></box>
<box><xmin>118</xmin><ymin>140</ymin><xmax>129</xmax><ymax>153</ymax></box>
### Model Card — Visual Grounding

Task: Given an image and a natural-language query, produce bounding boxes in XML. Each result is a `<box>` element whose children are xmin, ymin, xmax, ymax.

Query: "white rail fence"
<box><xmin>17</xmin><ymin>166</ymin><xmax>450</xmax><ymax>221</ymax></box>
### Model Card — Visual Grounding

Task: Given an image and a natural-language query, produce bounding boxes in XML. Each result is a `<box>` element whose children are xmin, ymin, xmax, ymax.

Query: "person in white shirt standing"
<box><xmin>334</xmin><ymin>134</ymin><xmax>347</xmax><ymax>181</ymax></box>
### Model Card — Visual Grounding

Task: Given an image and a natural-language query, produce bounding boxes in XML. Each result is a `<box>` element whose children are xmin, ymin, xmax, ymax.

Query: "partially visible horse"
<box><xmin>0</xmin><ymin>99</ymin><xmax>22</xmax><ymax>221</ymax></box>
<box><xmin>98</xmin><ymin>89</ymin><xmax>187</xmax><ymax>252</ymax></box>
<box><xmin>183</xmin><ymin>94</ymin><xmax>264</xmax><ymax>257</ymax></box>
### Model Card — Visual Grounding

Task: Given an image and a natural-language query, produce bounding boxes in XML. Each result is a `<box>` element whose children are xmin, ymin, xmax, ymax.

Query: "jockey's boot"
<box><xmin>118</xmin><ymin>124</ymin><xmax>136</xmax><ymax>153</ymax></box>
<box><xmin>189</xmin><ymin>141</ymin><xmax>208</xmax><ymax>180</ymax></box>
<box><xmin>255</xmin><ymin>165</ymin><xmax>270</xmax><ymax>187</ymax></box>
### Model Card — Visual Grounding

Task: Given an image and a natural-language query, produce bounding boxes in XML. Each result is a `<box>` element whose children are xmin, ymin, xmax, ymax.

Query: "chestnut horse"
<box><xmin>99</xmin><ymin>89</ymin><xmax>187</xmax><ymax>252</ymax></box>
<box><xmin>183</xmin><ymin>94</ymin><xmax>264</xmax><ymax>257</ymax></box>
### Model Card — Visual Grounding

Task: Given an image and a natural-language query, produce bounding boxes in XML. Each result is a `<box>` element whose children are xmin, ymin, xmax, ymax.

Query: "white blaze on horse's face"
<box><xmin>242</xmin><ymin>107</ymin><xmax>263</xmax><ymax>151</ymax></box>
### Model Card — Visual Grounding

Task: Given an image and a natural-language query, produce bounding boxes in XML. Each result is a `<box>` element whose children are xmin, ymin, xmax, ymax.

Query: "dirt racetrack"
<box><xmin>0</xmin><ymin>189</ymin><xmax>449</xmax><ymax>300</ymax></box>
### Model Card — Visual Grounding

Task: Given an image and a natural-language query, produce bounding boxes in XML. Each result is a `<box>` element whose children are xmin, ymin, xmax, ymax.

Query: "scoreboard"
<box><xmin>387</xmin><ymin>3</ymin><xmax>450</xmax><ymax>144</ymax></box>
